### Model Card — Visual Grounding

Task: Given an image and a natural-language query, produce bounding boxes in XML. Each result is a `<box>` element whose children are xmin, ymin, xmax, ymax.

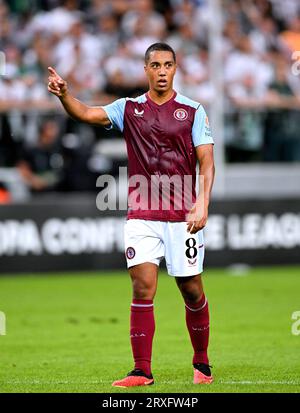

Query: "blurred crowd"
<box><xmin>1</xmin><ymin>0</ymin><xmax>300</xmax><ymax>198</ymax></box>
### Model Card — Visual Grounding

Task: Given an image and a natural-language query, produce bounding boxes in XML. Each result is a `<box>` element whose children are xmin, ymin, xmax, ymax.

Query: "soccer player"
<box><xmin>47</xmin><ymin>42</ymin><xmax>215</xmax><ymax>387</ymax></box>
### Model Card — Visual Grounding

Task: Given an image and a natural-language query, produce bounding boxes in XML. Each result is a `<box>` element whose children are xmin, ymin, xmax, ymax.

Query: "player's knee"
<box><xmin>178</xmin><ymin>279</ymin><xmax>203</xmax><ymax>304</ymax></box>
<box><xmin>132</xmin><ymin>279</ymin><xmax>155</xmax><ymax>300</ymax></box>
<box><xmin>182</xmin><ymin>289</ymin><xmax>203</xmax><ymax>304</ymax></box>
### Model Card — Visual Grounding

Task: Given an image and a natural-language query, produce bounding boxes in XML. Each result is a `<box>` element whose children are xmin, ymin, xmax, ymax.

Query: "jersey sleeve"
<box><xmin>192</xmin><ymin>105</ymin><xmax>214</xmax><ymax>147</ymax></box>
<box><xmin>101</xmin><ymin>98</ymin><xmax>126</xmax><ymax>132</ymax></box>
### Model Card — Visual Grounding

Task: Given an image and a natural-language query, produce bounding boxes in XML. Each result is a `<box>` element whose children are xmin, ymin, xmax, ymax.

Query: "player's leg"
<box><xmin>175</xmin><ymin>273</ymin><xmax>204</xmax><ymax>303</ymax></box>
<box><xmin>112</xmin><ymin>220</ymin><xmax>163</xmax><ymax>387</ymax></box>
<box><xmin>176</xmin><ymin>275</ymin><xmax>209</xmax><ymax>362</ymax></box>
<box><xmin>175</xmin><ymin>274</ymin><xmax>213</xmax><ymax>384</ymax></box>
<box><xmin>129</xmin><ymin>262</ymin><xmax>158</xmax><ymax>300</ymax></box>
<box><xmin>164</xmin><ymin>222</ymin><xmax>213</xmax><ymax>384</ymax></box>
<box><xmin>129</xmin><ymin>262</ymin><xmax>158</xmax><ymax>375</ymax></box>
<box><xmin>112</xmin><ymin>263</ymin><xmax>158</xmax><ymax>387</ymax></box>
<box><xmin>112</xmin><ymin>261</ymin><xmax>159</xmax><ymax>388</ymax></box>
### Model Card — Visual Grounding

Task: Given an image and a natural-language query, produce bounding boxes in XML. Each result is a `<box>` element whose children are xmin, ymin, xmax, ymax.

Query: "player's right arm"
<box><xmin>47</xmin><ymin>67</ymin><xmax>111</xmax><ymax>127</ymax></box>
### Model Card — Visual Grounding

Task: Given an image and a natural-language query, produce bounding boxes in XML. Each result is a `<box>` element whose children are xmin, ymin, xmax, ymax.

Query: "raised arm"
<box><xmin>47</xmin><ymin>66</ymin><xmax>111</xmax><ymax>126</ymax></box>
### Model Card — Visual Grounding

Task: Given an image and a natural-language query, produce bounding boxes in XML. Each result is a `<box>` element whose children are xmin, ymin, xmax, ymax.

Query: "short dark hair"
<box><xmin>145</xmin><ymin>43</ymin><xmax>176</xmax><ymax>64</ymax></box>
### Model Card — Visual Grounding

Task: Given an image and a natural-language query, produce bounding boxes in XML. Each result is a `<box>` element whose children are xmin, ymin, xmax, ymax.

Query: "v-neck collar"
<box><xmin>146</xmin><ymin>91</ymin><xmax>177</xmax><ymax>108</ymax></box>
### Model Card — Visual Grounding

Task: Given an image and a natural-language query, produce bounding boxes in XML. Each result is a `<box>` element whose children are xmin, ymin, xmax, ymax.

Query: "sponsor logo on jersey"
<box><xmin>134</xmin><ymin>108</ymin><xmax>144</xmax><ymax>117</ymax></box>
<box><xmin>126</xmin><ymin>246</ymin><xmax>136</xmax><ymax>259</ymax></box>
<box><xmin>188</xmin><ymin>258</ymin><xmax>197</xmax><ymax>265</ymax></box>
<box><xmin>174</xmin><ymin>108</ymin><xmax>188</xmax><ymax>121</ymax></box>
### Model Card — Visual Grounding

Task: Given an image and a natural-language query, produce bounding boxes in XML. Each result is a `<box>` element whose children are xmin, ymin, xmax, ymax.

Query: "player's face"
<box><xmin>144</xmin><ymin>51</ymin><xmax>177</xmax><ymax>94</ymax></box>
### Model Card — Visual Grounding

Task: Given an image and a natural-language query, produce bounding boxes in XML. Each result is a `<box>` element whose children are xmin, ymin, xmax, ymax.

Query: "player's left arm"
<box><xmin>187</xmin><ymin>144</ymin><xmax>215</xmax><ymax>234</ymax></box>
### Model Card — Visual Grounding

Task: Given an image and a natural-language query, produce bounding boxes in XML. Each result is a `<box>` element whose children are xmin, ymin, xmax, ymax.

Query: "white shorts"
<box><xmin>124</xmin><ymin>219</ymin><xmax>205</xmax><ymax>277</ymax></box>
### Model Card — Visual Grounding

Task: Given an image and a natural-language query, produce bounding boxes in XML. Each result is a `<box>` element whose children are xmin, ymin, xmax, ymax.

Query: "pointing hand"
<box><xmin>47</xmin><ymin>66</ymin><xmax>68</xmax><ymax>98</ymax></box>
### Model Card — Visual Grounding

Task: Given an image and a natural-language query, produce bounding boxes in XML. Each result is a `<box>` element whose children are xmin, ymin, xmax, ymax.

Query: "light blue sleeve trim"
<box><xmin>101</xmin><ymin>98</ymin><xmax>126</xmax><ymax>132</ymax></box>
<box><xmin>127</xmin><ymin>94</ymin><xmax>147</xmax><ymax>104</ymax></box>
<box><xmin>174</xmin><ymin>93</ymin><xmax>200</xmax><ymax>109</ymax></box>
<box><xmin>192</xmin><ymin>105</ymin><xmax>214</xmax><ymax>147</ymax></box>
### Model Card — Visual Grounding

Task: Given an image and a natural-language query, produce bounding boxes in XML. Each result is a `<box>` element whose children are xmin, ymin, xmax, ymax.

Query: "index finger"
<box><xmin>186</xmin><ymin>221</ymin><xmax>194</xmax><ymax>233</ymax></box>
<box><xmin>48</xmin><ymin>66</ymin><xmax>58</xmax><ymax>77</ymax></box>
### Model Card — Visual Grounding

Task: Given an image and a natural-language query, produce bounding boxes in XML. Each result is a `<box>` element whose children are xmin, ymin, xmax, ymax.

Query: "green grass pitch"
<box><xmin>0</xmin><ymin>266</ymin><xmax>300</xmax><ymax>393</ymax></box>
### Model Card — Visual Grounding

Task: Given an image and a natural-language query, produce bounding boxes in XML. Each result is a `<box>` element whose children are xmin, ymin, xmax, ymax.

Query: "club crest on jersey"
<box><xmin>134</xmin><ymin>108</ymin><xmax>144</xmax><ymax>117</ymax></box>
<box><xmin>174</xmin><ymin>108</ymin><xmax>188</xmax><ymax>121</ymax></box>
<box><xmin>126</xmin><ymin>247</ymin><xmax>136</xmax><ymax>259</ymax></box>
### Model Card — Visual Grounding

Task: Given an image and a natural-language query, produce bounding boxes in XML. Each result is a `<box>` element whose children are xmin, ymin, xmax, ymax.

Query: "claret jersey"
<box><xmin>102</xmin><ymin>91</ymin><xmax>213</xmax><ymax>222</ymax></box>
